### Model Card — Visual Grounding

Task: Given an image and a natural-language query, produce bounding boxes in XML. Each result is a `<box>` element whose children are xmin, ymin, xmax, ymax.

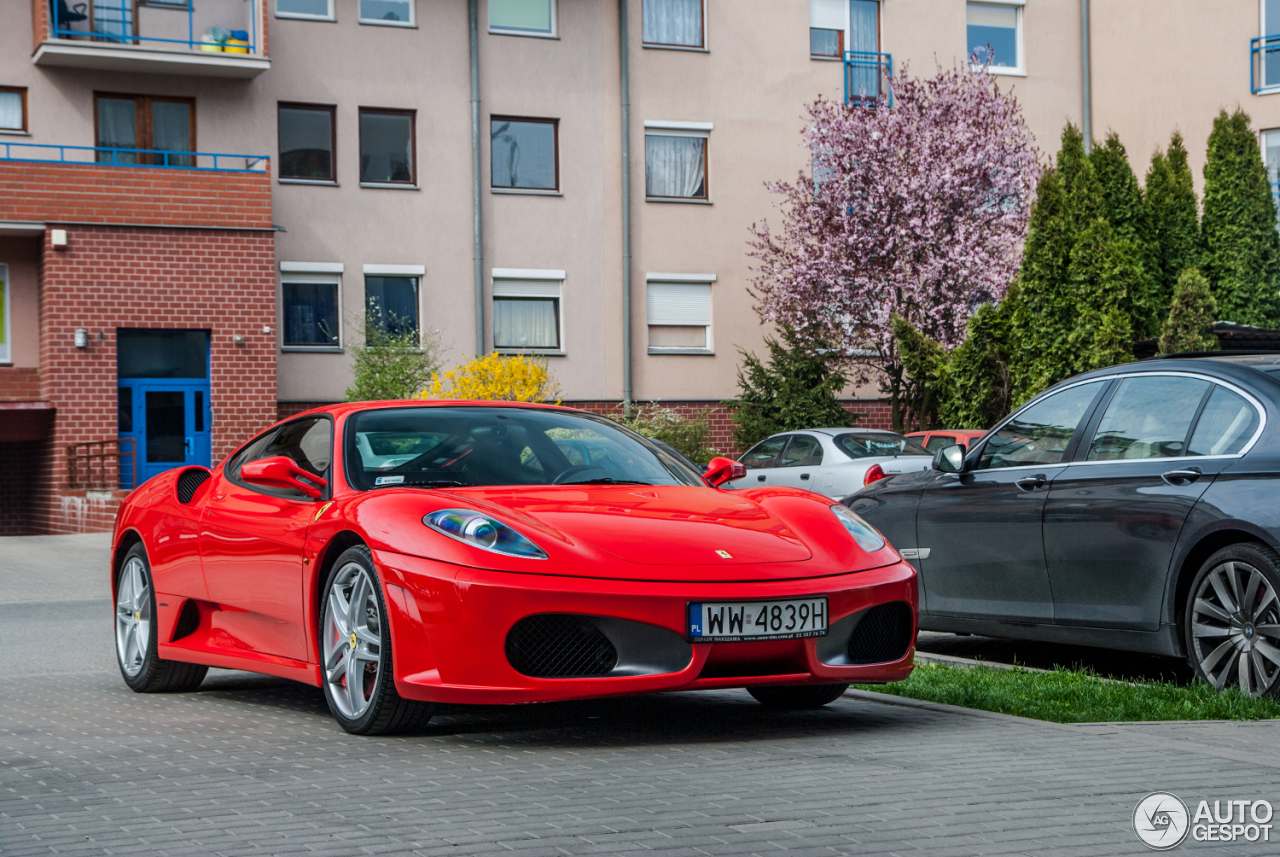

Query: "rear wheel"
<box><xmin>1184</xmin><ymin>544</ymin><xmax>1280</xmax><ymax>698</ymax></box>
<box><xmin>747</xmin><ymin>683</ymin><xmax>849</xmax><ymax>710</ymax></box>
<box><xmin>320</xmin><ymin>546</ymin><xmax>433</xmax><ymax>734</ymax></box>
<box><xmin>115</xmin><ymin>544</ymin><xmax>207</xmax><ymax>693</ymax></box>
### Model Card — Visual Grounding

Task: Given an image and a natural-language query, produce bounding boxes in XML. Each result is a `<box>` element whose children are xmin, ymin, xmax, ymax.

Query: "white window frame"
<box><xmin>646</xmin><ymin>272</ymin><xmax>714</xmax><ymax>355</ymax></box>
<box><xmin>280</xmin><ymin>268</ymin><xmax>343</xmax><ymax>352</ymax></box>
<box><xmin>1262</xmin><ymin>129</ymin><xmax>1280</xmax><ymax>224</ymax></box>
<box><xmin>488</xmin><ymin>0</ymin><xmax>558</xmax><ymax>39</ymax></box>
<box><xmin>643</xmin><ymin>121</ymin><xmax>712</xmax><ymax>204</ymax></box>
<box><xmin>275</xmin><ymin>0</ymin><xmax>335</xmax><ymax>22</ymax></box>
<box><xmin>491</xmin><ymin>268</ymin><xmax>565</xmax><ymax>355</ymax></box>
<box><xmin>641</xmin><ymin>0</ymin><xmax>708</xmax><ymax>52</ymax></box>
<box><xmin>358</xmin><ymin>0</ymin><xmax>415</xmax><ymax>27</ymax></box>
<box><xmin>966</xmin><ymin>0</ymin><xmax>1025</xmax><ymax>78</ymax></box>
<box><xmin>0</xmin><ymin>263</ymin><xmax>10</xmax><ymax>364</ymax></box>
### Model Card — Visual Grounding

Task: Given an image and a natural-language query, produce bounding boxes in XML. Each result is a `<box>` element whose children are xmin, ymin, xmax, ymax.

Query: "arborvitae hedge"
<box><xmin>1090</xmin><ymin>132</ymin><xmax>1157</xmax><ymax>336</ymax></box>
<box><xmin>1159</xmin><ymin>268</ymin><xmax>1219</xmax><ymax>355</ymax></box>
<box><xmin>1144</xmin><ymin>133</ymin><xmax>1201</xmax><ymax>315</ymax></box>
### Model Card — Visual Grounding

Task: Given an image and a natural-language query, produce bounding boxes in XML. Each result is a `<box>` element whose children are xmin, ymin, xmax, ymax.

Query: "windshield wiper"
<box><xmin>557</xmin><ymin>478</ymin><xmax>653</xmax><ymax>486</ymax></box>
<box><xmin>374</xmin><ymin>479</ymin><xmax>470</xmax><ymax>489</ymax></box>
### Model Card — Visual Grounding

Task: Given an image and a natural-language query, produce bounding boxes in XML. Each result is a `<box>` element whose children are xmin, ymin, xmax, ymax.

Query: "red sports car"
<box><xmin>112</xmin><ymin>402</ymin><xmax>917</xmax><ymax>734</ymax></box>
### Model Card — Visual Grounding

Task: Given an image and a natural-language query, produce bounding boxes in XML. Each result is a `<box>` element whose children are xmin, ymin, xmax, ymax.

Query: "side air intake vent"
<box><xmin>506</xmin><ymin>614</ymin><xmax>619</xmax><ymax>678</ymax></box>
<box><xmin>845</xmin><ymin>601</ymin><xmax>914</xmax><ymax>665</ymax></box>
<box><xmin>176</xmin><ymin>468</ymin><xmax>211</xmax><ymax>504</ymax></box>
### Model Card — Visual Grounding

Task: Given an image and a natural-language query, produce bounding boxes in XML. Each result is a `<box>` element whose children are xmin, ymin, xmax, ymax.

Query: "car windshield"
<box><xmin>345</xmin><ymin>406</ymin><xmax>706</xmax><ymax>490</ymax></box>
<box><xmin>834</xmin><ymin>432</ymin><xmax>928</xmax><ymax>459</ymax></box>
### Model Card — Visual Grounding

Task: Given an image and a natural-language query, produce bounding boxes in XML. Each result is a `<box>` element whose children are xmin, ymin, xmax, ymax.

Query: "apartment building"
<box><xmin>3</xmin><ymin>0</ymin><xmax>1280</xmax><ymax>533</ymax></box>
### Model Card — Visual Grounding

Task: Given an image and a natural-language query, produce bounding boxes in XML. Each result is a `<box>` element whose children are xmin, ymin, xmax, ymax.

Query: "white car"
<box><xmin>728</xmin><ymin>428</ymin><xmax>934</xmax><ymax>500</ymax></box>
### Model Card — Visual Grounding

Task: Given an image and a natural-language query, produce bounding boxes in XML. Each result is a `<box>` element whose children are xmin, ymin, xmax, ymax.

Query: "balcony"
<box><xmin>34</xmin><ymin>0</ymin><xmax>269</xmax><ymax>78</ymax></box>
<box><xmin>844</xmin><ymin>51</ymin><xmax>893</xmax><ymax>105</ymax></box>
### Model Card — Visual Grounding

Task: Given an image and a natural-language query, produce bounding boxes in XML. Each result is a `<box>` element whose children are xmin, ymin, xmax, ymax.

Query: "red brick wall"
<box><xmin>0</xmin><ymin>161</ymin><xmax>272</xmax><ymax>230</ymax></box>
<box><xmin>32</xmin><ymin>0</ymin><xmax>49</xmax><ymax>52</ymax></box>
<box><xmin>34</xmin><ymin>226</ymin><xmax>277</xmax><ymax>533</ymax></box>
<box><xmin>0</xmin><ymin>367</ymin><xmax>40</xmax><ymax>401</ymax></box>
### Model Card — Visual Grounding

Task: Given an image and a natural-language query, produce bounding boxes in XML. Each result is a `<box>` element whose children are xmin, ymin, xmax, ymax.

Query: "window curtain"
<box><xmin>151</xmin><ymin>101</ymin><xmax>192</xmax><ymax>167</ymax></box>
<box><xmin>645</xmin><ymin>135</ymin><xmax>705</xmax><ymax>198</ymax></box>
<box><xmin>92</xmin><ymin>0</ymin><xmax>133</xmax><ymax>41</ymax></box>
<box><xmin>365</xmin><ymin>277</ymin><xmax>419</xmax><ymax>338</ymax></box>
<box><xmin>96</xmin><ymin>97</ymin><xmax>137</xmax><ymax>164</ymax></box>
<box><xmin>1266</xmin><ymin>0</ymin><xmax>1280</xmax><ymax>86</ymax></box>
<box><xmin>491</xmin><ymin>119</ymin><xmax>556</xmax><ymax>189</ymax></box>
<box><xmin>847</xmin><ymin>0</ymin><xmax>880</xmax><ymax>98</ymax></box>
<box><xmin>643</xmin><ymin>0</ymin><xmax>702</xmax><ymax>46</ymax></box>
<box><xmin>283</xmin><ymin>282</ymin><xmax>338</xmax><ymax>346</ymax></box>
<box><xmin>494</xmin><ymin>298</ymin><xmax>558</xmax><ymax>349</ymax></box>
<box><xmin>0</xmin><ymin>92</ymin><xmax>21</xmax><ymax>131</ymax></box>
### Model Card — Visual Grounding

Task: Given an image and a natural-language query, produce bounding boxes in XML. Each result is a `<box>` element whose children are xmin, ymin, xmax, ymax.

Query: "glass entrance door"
<box><xmin>117</xmin><ymin>329</ymin><xmax>211</xmax><ymax>489</ymax></box>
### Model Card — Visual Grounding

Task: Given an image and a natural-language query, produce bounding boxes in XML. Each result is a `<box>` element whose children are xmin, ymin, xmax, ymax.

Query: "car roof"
<box><xmin>282</xmin><ymin>400</ymin><xmax>595</xmax><ymax>421</ymax></box>
<box><xmin>802</xmin><ymin>427</ymin><xmax>905</xmax><ymax>437</ymax></box>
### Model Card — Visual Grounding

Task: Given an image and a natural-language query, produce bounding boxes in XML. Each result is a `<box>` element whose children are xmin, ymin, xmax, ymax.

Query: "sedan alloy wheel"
<box><xmin>1188</xmin><ymin>548</ymin><xmax>1280</xmax><ymax>697</ymax></box>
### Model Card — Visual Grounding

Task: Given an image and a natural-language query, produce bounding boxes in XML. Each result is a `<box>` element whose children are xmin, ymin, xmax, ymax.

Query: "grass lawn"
<box><xmin>854</xmin><ymin>663</ymin><xmax>1280</xmax><ymax>723</ymax></box>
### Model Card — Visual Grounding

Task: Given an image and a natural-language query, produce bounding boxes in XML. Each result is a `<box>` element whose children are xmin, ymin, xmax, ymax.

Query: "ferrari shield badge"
<box><xmin>715</xmin><ymin>550</ymin><xmax>732</xmax><ymax>559</ymax></box>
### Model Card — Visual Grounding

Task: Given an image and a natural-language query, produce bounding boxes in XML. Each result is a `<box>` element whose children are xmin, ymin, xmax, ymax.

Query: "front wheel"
<box><xmin>115</xmin><ymin>544</ymin><xmax>207</xmax><ymax>692</ymax></box>
<box><xmin>320</xmin><ymin>546</ymin><xmax>433</xmax><ymax>734</ymax></box>
<box><xmin>747</xmin><ymin>683</ymin><xmax>849</xmax><ymax>710</ymax></box>
<box><xmin>1184</xmin><ymin>543</ymin><xmax>1280</xmax><ymax>697</ymax></box>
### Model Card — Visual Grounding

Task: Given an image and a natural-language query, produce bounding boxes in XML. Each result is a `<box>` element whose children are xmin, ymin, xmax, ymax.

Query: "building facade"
<box><xmin>3</xmin><ymin>0</ymin><xmax>1280</xmax><ymax>533</ymax></box>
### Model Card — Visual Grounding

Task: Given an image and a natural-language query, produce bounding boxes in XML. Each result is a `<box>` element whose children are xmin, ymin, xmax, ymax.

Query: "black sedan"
<box><xmin>847</xmin><ymin>354</ymin><xmax>1280</xmax><ymax>696</ymax></box>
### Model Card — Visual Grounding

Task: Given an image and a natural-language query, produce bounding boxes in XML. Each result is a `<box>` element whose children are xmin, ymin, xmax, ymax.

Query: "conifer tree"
<box><xmin>1144</xmin><ymin>132</ymin><xmax>1201</xmax><ymax>315</ymax></box>
<box><xmin>1159</xmin><ymin>268</ymin><xmax>1219</xmax><ymax>354</ymax></box>
<box><xmin>941</xmin><ymin>298</ymin><xmax>1015</xmax><ymax>429</ymax></box>
<box><xmin>1201</xmin><ymin>108</ymin><xmax>1280</xmax><ymax>325</ymax></box>
<box><xmin>1090</xmin><ymin>132</ymin><xmax>1158</xmax><ymax>335</ymax></box>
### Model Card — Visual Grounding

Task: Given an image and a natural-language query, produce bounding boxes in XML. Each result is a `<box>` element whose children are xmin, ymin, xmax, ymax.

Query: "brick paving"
<box><xmin>3</xmin><ymin>535</ymin><xmax>1278</xmax><ymax>855</ymax></box>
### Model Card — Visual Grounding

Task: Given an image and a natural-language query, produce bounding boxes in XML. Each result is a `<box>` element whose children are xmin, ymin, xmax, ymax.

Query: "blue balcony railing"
<box><xmin>1251</xmin><ymin>34</ymin><xmax>1280</xmax><ymax>93</ymax></box>
<box><xmin>844</xmin><ymin>51</ymin><xmax>893</xmax><ymax>106</ymax></box>
<box><xmin>0</xmin><ymin>142</ymin><xmax>268</xmax><ymax>173</ymax></box>
<box><xmin>50</xmin><ymin>0</ymin><xmax>259</xmax><ymax>56</ymax></box>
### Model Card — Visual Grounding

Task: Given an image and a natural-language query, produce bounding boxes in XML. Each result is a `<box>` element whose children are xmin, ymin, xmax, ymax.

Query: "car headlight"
<box><xmin>830</xmin><ymin>504</ymin><xmax>886</xmax><ymax>552</ymax></box>
<box><xmin>423</xmin><ymin>509</ymin><xmax>548</xmax><ymax>559</ymax></box>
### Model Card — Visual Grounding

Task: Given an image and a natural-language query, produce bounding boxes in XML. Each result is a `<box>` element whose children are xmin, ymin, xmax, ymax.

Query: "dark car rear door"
<box><xmin>915</xmin><ymin>380</ymin><xmax>1109</xmax><ymax>623</ymax></box>
<box><xmin>1044</xmin><ymin>375</ymin><xmax>1261</xmax><ymax>630</ymax></box>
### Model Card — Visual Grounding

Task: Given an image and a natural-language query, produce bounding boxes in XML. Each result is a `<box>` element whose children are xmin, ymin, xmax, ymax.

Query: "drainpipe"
<box><xmin>1080</xmin><ymin>0</ymin><xmax>1092</xmax><ymax>153</ymax></box>
<box><xmin>469</xmin><ymin>0</ymin><xmax>485</xmax><ymax>354</ymax></box>
<box><xmin>619</xmin><ymin>0</ymin><xmax>634</xmax><ymax>412</ymax></box>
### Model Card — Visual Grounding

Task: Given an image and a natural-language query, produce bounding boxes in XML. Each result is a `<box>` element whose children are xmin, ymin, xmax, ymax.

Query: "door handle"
<box><xmin>185</xmin><ymin>437</ymin><xmax>193</xmax><ymax>456</ymax></box>
<box><xmin>1015</xmin><ymin>474</ymin><xmax>1047</xmax><ymax>491</ymax></box>
<box><xmin>757</xmin><ymin>474</ymin><xmax>767</xmax><ymax>482</ymax></box>
<box><xmin>1162</xmin><ymin>466</ymin><xmax>1203</xmax><ymax>486</ymax></box>
<box><xmin>800</xmin><ymin>473</ymin><xmax>810</xmax><ymax>480</ymax></box>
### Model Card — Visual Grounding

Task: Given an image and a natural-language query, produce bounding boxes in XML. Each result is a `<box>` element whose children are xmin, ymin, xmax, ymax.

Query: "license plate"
<box><xmin>688</xmin><ymin>597</ymin><xmax>828</xmax><ymax>642</ymax></box>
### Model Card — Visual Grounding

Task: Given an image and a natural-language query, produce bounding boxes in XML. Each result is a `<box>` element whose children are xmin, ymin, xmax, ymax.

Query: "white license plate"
<box><xmin>688</xmin><ymin>597</ymin><xmax>828</xmax><ymax>642</ymax></box>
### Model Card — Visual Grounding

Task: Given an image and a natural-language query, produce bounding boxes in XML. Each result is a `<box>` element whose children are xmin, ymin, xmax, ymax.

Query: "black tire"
<box><xmin>1183</xmin><ymin>542</ymin><xmax>1280</xmax><ymax>697</ymax></box>
<box><xmin>115</xmin><ymin>543</ymin><xmax>207</xmax><ymax>693</ymax></box>
<box><xmin>747</xmin><ymin>683</ymin><xmax>849</xmax><ymax>710</ymax></box>
<box><xmin>319</xmin><ymin>546</ymin><xmax>433</xmax><ymax>735</ymax></box>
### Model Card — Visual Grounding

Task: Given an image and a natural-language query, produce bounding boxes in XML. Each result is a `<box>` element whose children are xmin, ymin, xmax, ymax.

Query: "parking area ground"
<box><xmin>2</xmin><ymin>534</ymin><xmax>1278</xmax><ymax>856</ymax></box>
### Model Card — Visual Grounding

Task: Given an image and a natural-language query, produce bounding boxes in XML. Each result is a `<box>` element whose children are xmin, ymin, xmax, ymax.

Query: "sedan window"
<box><xmin>834</xmin><ymin>433</ymin><xmax>928</xmax><ymax>459</ymax></box>
<box><xmin>1188</xmin><ymin>386</ymin><xmax>1261</xmax><ymax>456</ymax></box>
<box><xmin>1085</xmin><ymin>376</ymin><xmax>1209</xmax><ymax>461</ymax></box>
<box><xmin>778</xmin><ymin>435</ymin><xmax>823</xmax><ymax>467</ymax></box>
<box><xmin>741</xmin><ymin>436</ymin><xmax>788</xmax><ymax>469</ymax></box>
<box><xmin>978</xmin><ymin>380</ymin><xmax>1106</xmax><ymax>469</ymax></box>
<box><xmin>923</xmin><ymin>434</ymin><xmax>955</xmax><ymax>452</ymax></box>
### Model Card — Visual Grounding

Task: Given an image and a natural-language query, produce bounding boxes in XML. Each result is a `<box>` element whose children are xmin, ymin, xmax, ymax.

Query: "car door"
<box><xmin>915</xmin><ymin>379</ymin><xmax>1109</xmax><ymax>622</ymax></box>
<box><xmin>770</xmin><ymin>434</ymin><xmax>824</xmax><ymax>490</ymax></box>
<box><xmin>199</xmin><ymin>416</ymin><xmax>332</xmax><ymax>662</ymax></box>
<box><xmin>732</xmin><ymin>435</ymin><xmax>789</xmax><ymax>488</ymax></box>
<box><xmin>1043</xmin><ymin>376</ymin><xmax>1259</xmax><ymax>630</ymax></box>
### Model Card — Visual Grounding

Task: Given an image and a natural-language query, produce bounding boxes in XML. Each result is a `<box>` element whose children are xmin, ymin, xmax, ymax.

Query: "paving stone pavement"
<box><xmin>2</xmin><ymin>534</ymin><xmax>1278</xmax><ymax>856</ymax></box>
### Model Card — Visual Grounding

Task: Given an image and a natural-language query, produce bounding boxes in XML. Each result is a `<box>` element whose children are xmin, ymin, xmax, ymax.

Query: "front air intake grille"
<box><xmin>506</xmin><ymin>614</ymin><xmax>619</xmax><ymax>678</ymax></box>
<box><xmin>845</xmin><ymin>601</ymin><xmax>914</xmax><ymax>665</ymax></box>
<box><xmin>176</xmin><ymin>468</ymin><xmax>211</xmax><ymax>504</ymax></box>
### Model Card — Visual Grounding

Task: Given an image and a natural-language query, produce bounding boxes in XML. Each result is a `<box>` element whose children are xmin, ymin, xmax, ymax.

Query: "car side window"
<box><xmin>226</xmin><ymin>430</ymin><xmax>276</xmax><ymax>480</ymax></box>
<box><xmin>741</xmin><ymin>436</ymin><xmax>788</xmax><ymax>469</ymax></box>
<box><xmin>1188</xmin><ymin>386</ymin><xmax>1261</xmax><ymax>456</ymax></box>
<box><xmin>924</xmin><ymin>435</ymin><xmax>954</xmax><ymax>452</ymax></box>
<box><xmin>778</xmin><ymin>435</ymin><xmax>822</xmax><ymax>467</ymax></box>
<box><xmin>263</xmin><ymin>417</ymin><xmax>333</xmax><ymax>478</ymax></box>
<box><xmin>978</xmin><ymin>381</ymin><xmax>1107</xmax><ymax>470</ymax></box>
<box><xmin>1085</xmin><ymin>376</ymin><xmax>1210</xmax><ymax>461</ymax></box>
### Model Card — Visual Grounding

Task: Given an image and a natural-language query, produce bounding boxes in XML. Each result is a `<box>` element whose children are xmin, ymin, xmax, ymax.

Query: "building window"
<box><xmin>95</xmin><ymin>93</ymin><xmax>194</xmax><ymax>166</ymax></box>
<box><xmin>493</xmin><ymin>271</ymin><xmax>563</xmax><ymax>352</ymax></box>
<box><xmin>282</xmin><ymin>275</ymin><xmax>340</xmax><ymax>349</ymax></box>
<box><xmin>276</xmin><ymin>0</ymin><xmax>334</xmax><ymax>21</ymax></box>
<box><xmin>0</xmin><ymin>264</ymin><xmax>9</xmax><ymax>364</ymax></box>
<box><xmin>1264</xmin><ymin>129</ymin><xmax>1280</xmax><ymax>226</ymax></box>
<box><xmin>1262</xmin><ymin>0</ymin><xmax>1280</xmax><ymax>89</ymax></box>
<box><xmin>643</xmin><ymin>0</ymin><xmax>704</xmax><ymax>48</ymax></box>
<box><xmin>0</xmin><ymin>87</ymin><xmax>27</xmax><ymax>133</ymax></box>
<box><xmin>491</xmin><ymin>117</ymin><xmax>558</xmax><ymax>191</ymax></box>
<box><xmin>809</xmin><ymin>0</ymin><xmax>843</xmax><ymax>59</ymax></box>
<box><xmin>278</xmin><ymin>104</ymin><xmax>335</xmax><ymax>182</ymax></box>
<box><xmin>359</xmin><ymin>108</ymin><xmax>415</xmax><ymax>186</ymax></box>
<box><xmin>967</xmin><ymin>2</ymin><xmax>1022</xmax><ymax>72</ymax></box>
<box><xmin>359</xmin><ymin>0</ymin><xmax>413</xmax><ymax>26</ymax></box>
<box><xmin>365</xmin><ymin>276</ymin><xmax>419</xmax><ymax>339</ymax></box>
<box><xmin>489</xmin><ymin>0</ymin><xmax>556</xmax><ymax>37</ymax></box>
<box><xmin>644</xmin><ymin>123</ymin><xmax>710</xmax><ymax>200</ymax></box>
<box><xmin>647</xmin><ymin>275</ymin><xmax>713</xmax><ymax>353</ymax></box>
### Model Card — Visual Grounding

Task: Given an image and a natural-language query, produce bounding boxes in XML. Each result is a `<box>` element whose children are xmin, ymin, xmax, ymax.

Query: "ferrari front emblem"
<box><xmin>350</xmin><ymin>632</ymin><xmax>358</xmax><ymax>649</ymax></box>
<box><xmin>716</xmin><ymin>550</ymin><xmax>732</xmax><ymax>559</ymax></box>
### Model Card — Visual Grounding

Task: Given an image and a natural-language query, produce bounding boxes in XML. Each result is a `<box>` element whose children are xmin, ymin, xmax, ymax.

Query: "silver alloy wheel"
<box><xmin>115</xmin><ymin>556</ymin><xmax>151</xmax><ymax>677</ymax></box>
<box><xmin>1191</xmin><ymin>560</ymin><xmax>1280</xmax><ymax>697</ymax></box>
<box><xmin>322</xmin><ymin>561</ymin><xmax>382</xmax><ymax>719</ymax></box>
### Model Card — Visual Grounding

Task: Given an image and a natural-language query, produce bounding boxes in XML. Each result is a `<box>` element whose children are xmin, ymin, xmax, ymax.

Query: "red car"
<box><xmin>112</xmin><ymin>402</ymin><xmax>917</xmax><ymax>734</ymax></box>
<box><xmin>905</xmin><ymin>429</ymin><xmax>988</xmax><ymax>454</ymax></box>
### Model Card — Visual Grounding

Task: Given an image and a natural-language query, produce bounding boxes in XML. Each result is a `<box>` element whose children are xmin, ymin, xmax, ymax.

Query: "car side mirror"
<box><xmin>704</xmin><ymin>456</ymin><xmax>747</xmax><ymax>487</ymax></box>
<box><xmin>240</xmin><ymin>455</ymin><xmax>328</xmax><ymax>499</ymax></box>
<box><xmin>932</xmin><ymin>444</ymin><xmax>967</xmax><ymax>474</ymax></box>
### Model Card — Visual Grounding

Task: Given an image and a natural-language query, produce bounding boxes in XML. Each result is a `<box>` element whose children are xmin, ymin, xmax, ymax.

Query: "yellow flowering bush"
<box><xmin>421</xmin><ymin>353</ymin><xmax>562</xmax><ymax>403</ymax></box>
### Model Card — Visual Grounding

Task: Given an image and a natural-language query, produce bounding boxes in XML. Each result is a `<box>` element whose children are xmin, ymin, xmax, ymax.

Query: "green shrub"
<box><xmin>618</xmin><ymin>405</ymin><xmax>720</xmax><ymax>464</ymax></box>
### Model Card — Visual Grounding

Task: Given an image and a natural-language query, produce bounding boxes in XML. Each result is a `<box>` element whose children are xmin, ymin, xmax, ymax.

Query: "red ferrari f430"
<box><xmin>111</xmin><ymin>402</ymin><xmax>916</xmax><ymax>734</ymax></box>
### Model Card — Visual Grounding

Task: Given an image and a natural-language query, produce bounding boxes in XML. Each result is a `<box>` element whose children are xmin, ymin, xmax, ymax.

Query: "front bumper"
<box><xmin>375</xmin><ymin>550</ymin><xmax>917</xmax><ymax>705</ymax></box>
